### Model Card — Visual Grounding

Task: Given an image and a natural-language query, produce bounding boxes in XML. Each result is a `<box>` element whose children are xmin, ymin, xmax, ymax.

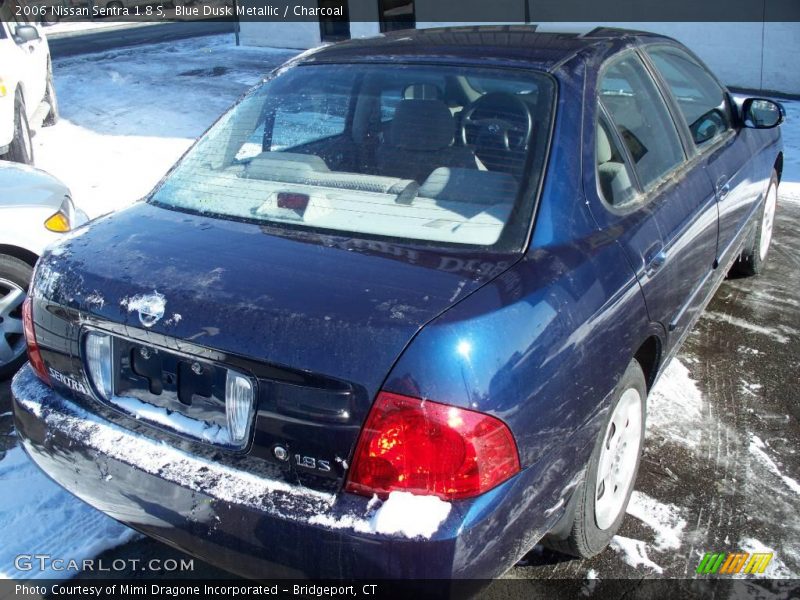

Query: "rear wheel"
<box><xmin>5</xmin><ymin>92</ymin><xmax>34</xmax><ymax>165</ymax></box>
<box><xmin>0</xmin><ymin>255</ymin><xmax>33</xmax><ymax>380</ymax></box>
<box><xmin>734</xmin><ymin>170</ymin><xmax>778</xmax><ymax>277</ymax></box>
<box><xmin>544</xmin><ymin>359</ymin><xmax>646</xmax><ymax>557</ymax></box>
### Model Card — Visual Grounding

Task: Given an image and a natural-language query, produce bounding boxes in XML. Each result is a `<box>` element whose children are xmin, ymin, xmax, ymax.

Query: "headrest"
<box><xmin>596</xmin><ymin>124</ymin><xmax>613</xmax><ymax>164</ymax></box>
<box><xmin>419</xmin><ymin>167</ymin><xmax>517</xmax><ymax>204</ymax></box>
<box><xmin>389</xmin><ymin>100</ymin><xmax>455</xmax><ymax>151</ymax></box>
<box><xmin>402</xmin><ymin>83</ymin><xmax>443</xmax><ymax>100</ymax></box>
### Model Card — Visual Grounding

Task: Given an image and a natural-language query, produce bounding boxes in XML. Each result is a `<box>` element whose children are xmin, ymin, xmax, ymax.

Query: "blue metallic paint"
<box><xmin>12</xmin><ymin>27</ymin><xmax>783</xmax><ymax>580</ymax></box>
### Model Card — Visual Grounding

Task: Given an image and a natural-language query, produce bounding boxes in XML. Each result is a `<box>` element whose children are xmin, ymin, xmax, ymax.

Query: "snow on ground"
<box><xmin>778</xmin><ymin>98</ymin><xmax>800</xmax><ymax>203</ymax></box>
<box><xmin>738</xmin><ymin>538</ymin><xmax>795</xmax><ymax>578</ymax></box>
<box><xmin>645</xmin><ymin>358</ymin><xmax>705</xmax><ymax>449</ymax></box>
<box><xmin>0</xmin><ymin>446</ymin><xmax>138</xmax><ymax>579</ymax></box>
<box><xmin>609</xmin><ymin>536</ymin><xmax>664</xmax><ymax>574</ymax></box>
<box><xmin>625</xmin><ymin>491</ymin><xmax>687</xmax><ymax>551</ymax></box>
<box><xmin>748</xmin><ymin>435</ymin><xmax>800</xmax><ymax>496</ymax></box>
<box><xmin>32</xmin><ymin>34</ymin><xmax>296</xmax><ymax>219</ymax></box>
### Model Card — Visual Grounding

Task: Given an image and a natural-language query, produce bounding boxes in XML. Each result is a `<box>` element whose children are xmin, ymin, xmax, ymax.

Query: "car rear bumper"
<box><xmin>12</xmin><ymin>364</ymin><xmax>562</xmax><ymax>580</ymax></box>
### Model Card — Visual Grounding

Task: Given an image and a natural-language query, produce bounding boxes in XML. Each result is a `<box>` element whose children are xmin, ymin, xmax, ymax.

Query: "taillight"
<box><xmin>85</xmin><ymin>332</ymin><xmax>113</xmax><ymax>400</ymax></box>
<box><xmin>22</xmin><ymin>297</ymin><xmax>51</xmax><ymax>385</ymax></box>
<box><xmin>345</xmin><ymin>391</ymin><xmax>520</xmax><ymax>501</ymax></box>
<box><xmin>276</xmin><ymin>192</ymin><xmax>309</xmax><ymax>212</ymax></box>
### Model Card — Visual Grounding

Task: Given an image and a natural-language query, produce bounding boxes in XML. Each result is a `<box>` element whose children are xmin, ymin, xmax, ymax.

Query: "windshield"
<box><xmin>150</xmin><ymin>63</ymin><xmax>555</xmax><ymax>248</ymax></box>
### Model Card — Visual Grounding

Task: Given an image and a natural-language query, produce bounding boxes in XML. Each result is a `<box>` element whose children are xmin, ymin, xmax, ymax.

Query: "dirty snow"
<box><xmin>704</xmin><ymin>311</ymin><xmax>793</xmax><ymax>344</ymax></box>
<box><xmin>609</xmin><ymin>536</ymin><xmax>664</xmax><ymax>574</ymax></box>
<box><xmin>748</xmin><ymin>435</ymin><xmax>800</xmax><ymax>496</ymax></box>
<box><xmin>626</xmin><ymin>491</ymin><xmax>687</xmax><ymax>551</ymax></box>
<box><xmin>646</xmin><ymin>359</ymin><xmax>704</xmax><ymax>449</ymax></box>
<box><xmin>0</xmin><ymin>446</ymin><xmax>137</xmax><ymax>579</ymax></box>
<box><xmin>310</xmin><ymin>491</ymin><xmax>451</xmax><ymax>539</ymax></box>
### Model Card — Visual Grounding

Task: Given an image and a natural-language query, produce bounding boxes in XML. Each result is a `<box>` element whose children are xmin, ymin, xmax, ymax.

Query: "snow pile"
<box><xmin>609</xmin><ymin>536</ymin><xmax>663</xmax><ymax>574</ymax></box>
<box><xmin>647</xmin><ymin>359</ymin><xmax>704</xmax><ymax>449</ymax></box>
<box><xmin>310</xmin><ymin>491</ymin><xmax>451</xmax><ymax>539</ymax></box>
<box><xmin>626</xmin><ymin>491</ymin><xmax>687</xmax><ymax>551</ymax></box>
<box><xmin>370</xmin><ymin>492</ymin><xmax>451</xmax><ymax>538</ymax></box>
<box><xmin>0</xmin><ymin>446</ymin><xmax>137</xmax><ymax>579</ymax></box>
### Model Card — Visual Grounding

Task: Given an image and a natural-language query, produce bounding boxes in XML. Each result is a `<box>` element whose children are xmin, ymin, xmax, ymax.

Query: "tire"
<box><xmin>43</xmin><ymin>63</ymin><xmax>59</xmax><ymax>127</ymax></box>
<box><xmin>5</xmin><ymin>92</ymin><xmax>34</xmax><ymax>165</ymax></box>
<box><xmin>0</xmin><ymin>255</ymin><xmax>34</xmax><ymax>380</ymax></box>
<box><xmin>733</xmin><ymin>170</ymin><xmax>778</xmax><ymax>277</ymax></box>
<box><xmin>544</xmin><ymin>359</ymin><xmax>647</xmax><ymax>558</ymax></box>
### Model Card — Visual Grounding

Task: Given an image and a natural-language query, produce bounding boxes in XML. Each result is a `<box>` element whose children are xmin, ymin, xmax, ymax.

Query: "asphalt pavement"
<box><xmin>1</xmin><ymin>198</ymin><xmax>798</xmax><ymax>591</ymax></box>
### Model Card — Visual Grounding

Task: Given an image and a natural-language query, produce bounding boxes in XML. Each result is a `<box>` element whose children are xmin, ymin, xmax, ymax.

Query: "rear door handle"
<box><xmin>645</xmin><ymin>249</ymin><xmax>667</xmax><ymax>277</ymax></box>
<box><xmin>716</xmin><ymin>175</ymin><xmax>730</xmax><ymax>200</ymax></box>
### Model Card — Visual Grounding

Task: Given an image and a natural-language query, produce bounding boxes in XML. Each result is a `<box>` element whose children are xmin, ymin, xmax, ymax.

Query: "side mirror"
<box><xmin>13</xmin><ymin>25</ymin><xmax>41</xmax><ymax>44</ymax></box>
<box><xmin>742</xmin><ymin>98</ymin><xmax>784</xmax><ymax>129</ymax></box>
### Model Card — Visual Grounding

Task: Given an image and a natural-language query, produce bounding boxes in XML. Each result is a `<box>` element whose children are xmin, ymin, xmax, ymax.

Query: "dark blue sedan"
<box><xmin>12</xmin><ymin>26</ymin><xmax>784</xmax><ymax>579</ymax></box>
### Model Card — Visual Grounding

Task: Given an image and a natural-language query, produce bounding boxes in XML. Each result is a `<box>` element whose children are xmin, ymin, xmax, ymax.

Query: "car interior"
<box><xmin>154</xmin><ymin>65</ymin><xmax>554</xmax><ymax>246</ymax></box>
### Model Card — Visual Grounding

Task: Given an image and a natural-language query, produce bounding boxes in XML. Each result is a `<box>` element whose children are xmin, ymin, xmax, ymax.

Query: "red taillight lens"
<box><xmin>277</xmin><ymin>192</ymin><xmax>309</xmax><ymax>211</ymax></box>
<box><xmin>22</xmin><ymin>297</ymin><xmax>50</xmax><ymax>385</ymax></box>
<box><xmin>345</xmin><ymin>391</ymin><xmax>520</xmax><ymax>501</ymax></box>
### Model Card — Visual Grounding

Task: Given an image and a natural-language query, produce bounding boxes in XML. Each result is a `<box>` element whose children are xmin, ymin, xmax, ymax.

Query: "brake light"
<box><xmin>22</xmin><ymin>297</ymin><xmax>50</xmax><ymax>385</ymax></box>
<box><xmin>277</xmin><ymin>192</ymin><xmax>309</xmax><ymax>211</ymax></box>
<box><xmin>345</xmin><ymin>391</ymin><xmax>520</xmax><ymax>501</ymax></box>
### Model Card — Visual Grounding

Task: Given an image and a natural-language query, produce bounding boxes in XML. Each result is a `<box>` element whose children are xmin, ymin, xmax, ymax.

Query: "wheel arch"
<box><xmin>633</xmin><ymin>334</ymin><xmax>663</xmax><ymax>392</ymax></box>
<box><xmin>0</xmin><ymin>244</ymin><xmax>39</xmax><ymax>268</ymax></box>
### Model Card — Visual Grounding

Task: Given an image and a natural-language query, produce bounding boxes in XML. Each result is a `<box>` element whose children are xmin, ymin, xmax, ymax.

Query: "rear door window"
<box><xmin>599</xmin><ymin>53</ymin><xmax>686</xmax><ymax>190</ymax></box>
<box><xmin>646</xmin><ymin>46</ymin><xmax>732</xmax><ymax>147</ymax></box>
<box><xmin>596</xmin><ymin>115</ymin><xmax>637</xmax><ymax>207</ymax></box>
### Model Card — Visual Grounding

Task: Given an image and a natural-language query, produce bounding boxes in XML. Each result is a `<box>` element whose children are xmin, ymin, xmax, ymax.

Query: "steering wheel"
<box><xmin>460</xmin><ymin>93</ymin><xmax>534</xmax><ymax>163</ymax></box>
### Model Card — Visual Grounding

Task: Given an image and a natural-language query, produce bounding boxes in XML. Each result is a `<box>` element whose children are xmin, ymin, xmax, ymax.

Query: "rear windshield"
<box><xmin>150</xmin><ymin>63</ymin><xmax>555</xmax><ymax>249</ymax></box>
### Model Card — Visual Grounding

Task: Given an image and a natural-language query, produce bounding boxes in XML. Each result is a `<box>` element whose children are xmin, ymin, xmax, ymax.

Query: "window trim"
<box><xmin>595</xmin><ymin>48</ymin><xmax>689</xmax><ymax>207</ymax></box>
<box><xmin>639</xmin><ymin>42</ymin><xmax>736</xmax><ymax>158</ymax></box>
<box><xmin>595</xmin><ymin>104</ymin><xmax>643</xmax><ymax>211</ymax></box>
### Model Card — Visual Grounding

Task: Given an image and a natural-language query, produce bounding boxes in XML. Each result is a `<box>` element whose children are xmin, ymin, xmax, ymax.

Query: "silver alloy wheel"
<box><xmin>759</xmin><ymin>182</ymin><xmax>777</xmax><ymax>261</ymax></box>
<box><xmin>0</xmin><ymin>278</ymin><xmax>27</xmax><ymax>367</ymax></box>
<box><xmin>594</xmin><ymin>388</ymin><xmax>643</xmax><ymax>530</ymax></box>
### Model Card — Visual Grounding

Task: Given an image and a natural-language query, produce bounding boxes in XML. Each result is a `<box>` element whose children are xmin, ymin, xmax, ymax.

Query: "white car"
<box><xmin>0</xmin><ymin>160</ymin><xmax>87</xmax><ymax>378</ymax></box>
<box><xmin>0</xmin><ymin>8</ymin><xmax>58</xmax><ymax>165</ymax></box>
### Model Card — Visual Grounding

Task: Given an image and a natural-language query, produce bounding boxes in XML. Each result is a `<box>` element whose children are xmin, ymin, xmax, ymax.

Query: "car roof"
<box><xmin>294</xmin><ymin>25</ymin><xmax>674</xmax><ymax>72</ymax></box>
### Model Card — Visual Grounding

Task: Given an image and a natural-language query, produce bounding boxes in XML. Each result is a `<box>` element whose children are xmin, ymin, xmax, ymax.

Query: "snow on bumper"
<box><xmin>11</xmin><ymin>365</ymin><xmax>515</xmax><ymax>579</ymax></box>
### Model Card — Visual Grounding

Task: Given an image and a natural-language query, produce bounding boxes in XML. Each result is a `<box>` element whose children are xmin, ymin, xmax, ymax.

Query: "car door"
<box><xmin>585</xmin><ymin>50</ymin><xmax>719</xmax><ymax>354</ymax></box>
<box><xmin>644</xmin><ymin>44</ymin><xmax>755</xmax><ymax>269</ymax></box>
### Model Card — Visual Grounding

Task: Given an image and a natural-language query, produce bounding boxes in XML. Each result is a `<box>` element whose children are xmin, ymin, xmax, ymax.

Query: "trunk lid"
<box><xmin>35</xmin><ymin>202</ymin><xmax>517</xmax><ymax>490</ymax></box>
